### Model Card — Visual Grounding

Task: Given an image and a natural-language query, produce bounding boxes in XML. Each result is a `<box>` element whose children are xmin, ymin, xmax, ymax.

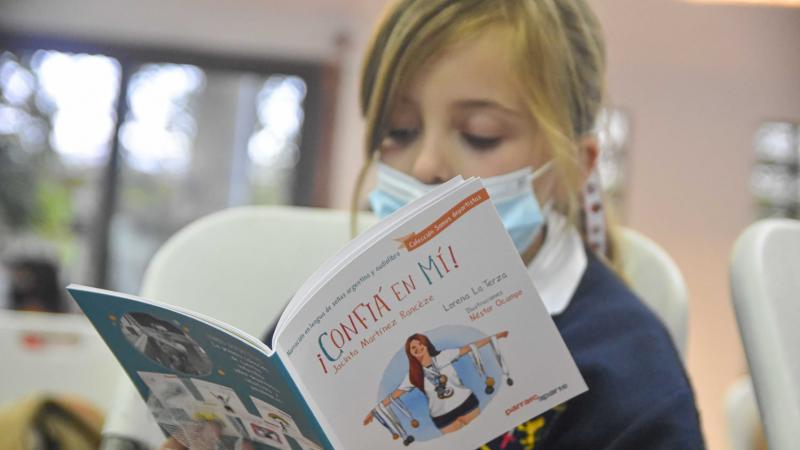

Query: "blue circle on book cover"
<box><xmin>374</xmin><ymin>325</ymin><xmax>509</xmax><ymax>442</ymax></box>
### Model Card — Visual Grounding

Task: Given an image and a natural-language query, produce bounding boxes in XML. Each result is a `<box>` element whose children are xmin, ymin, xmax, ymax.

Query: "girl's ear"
<box><xmin>578</xmin><ymin>136</ymin><xmax>599</xmax><ymax>184</ymax></box>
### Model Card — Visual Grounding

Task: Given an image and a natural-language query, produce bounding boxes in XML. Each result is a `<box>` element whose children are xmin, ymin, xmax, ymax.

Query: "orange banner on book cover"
<box><xmin>399</xmin><ymin>188</ymin><xmax>490</xmax><ymax>251</ymax></box>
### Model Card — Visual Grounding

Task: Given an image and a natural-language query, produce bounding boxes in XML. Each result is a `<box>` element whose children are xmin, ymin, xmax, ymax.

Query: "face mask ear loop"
<box><xmin>531</xmin><ymin>160</ymin><xmax>554</xmax><ymax>180</ymax></box>
<box><xmin>582</xmin><ymin>168</ymin><xmax>607</xmax><ymax>256</ymax></box>
<box><xmin>520</xmin><ymin>161</ymin><xmax>555</xmax><ymax>247</ymax></box>
<box><xmin>528</xmin><ymin>160</ymin><xmax>556</xmax><ymax>211</ymax></box>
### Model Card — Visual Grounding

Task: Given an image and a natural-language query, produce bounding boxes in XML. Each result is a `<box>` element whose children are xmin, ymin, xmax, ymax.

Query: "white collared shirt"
<box><xmin>528</xmin><ymin>213</ymin><xmax>587</xmax><ymax>316</ymax></box>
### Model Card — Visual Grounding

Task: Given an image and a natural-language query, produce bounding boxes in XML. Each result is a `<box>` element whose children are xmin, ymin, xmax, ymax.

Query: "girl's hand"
<box><xmin>363</xmin><ymin>410</ymin><xmax>375</xmax><ymax>426</ymax></box>
<box><xmin>497</xmin><ymin>330</ymin><xmax>509</xmax><ymax>339</ymax></box>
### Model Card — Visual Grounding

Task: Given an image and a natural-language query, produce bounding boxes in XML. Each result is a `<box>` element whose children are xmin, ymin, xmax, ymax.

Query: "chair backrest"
<box><xmin>139</xmin><ymin>206</ymin><xmax>377</xmax><ymax>338</ymax></box>
<box><xmin>0</xmin><ymin>310</ymin><xmax>124</xmax><ymax>411</ymax></box>
<box><xmin>138</xmin><ymin>209</ymin><xmax>687</xmax><ymax>351</ymax></box>
<box><xmin>725</xmin><ymin>375</ymin><xmax>763</xmax><ymax>450</ymax></box>
<box><xmin>617</xmin><ymin>228</ymin><xmax>689</xmax><ymax>355</ymax></box>
<box><xmin>730</xmin><ymin>218</ymin><xmax>800</xmax><ymax>450</ymax></box>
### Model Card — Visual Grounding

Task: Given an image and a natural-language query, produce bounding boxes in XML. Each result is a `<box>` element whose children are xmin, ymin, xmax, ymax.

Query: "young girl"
<box><xmin>352</xmin><ymin>0</ymin><xmax>705</xmax><ymax>448</ymax></box>
<box><xmin>162</xmin><ymin>1</ymin><xmax>704</xmax><ymax>449</ymax></box>
<box><xmin>363</xmin><ymin>331</ymin><xmax>509</xmax><ymax>436</ymax></box>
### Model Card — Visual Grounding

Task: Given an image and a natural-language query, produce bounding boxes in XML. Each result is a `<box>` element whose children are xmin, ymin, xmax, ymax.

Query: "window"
<box><xmin>0</xmin><ymin>33</ymin><xmax>334</xmax><ymax>297</ymax></box>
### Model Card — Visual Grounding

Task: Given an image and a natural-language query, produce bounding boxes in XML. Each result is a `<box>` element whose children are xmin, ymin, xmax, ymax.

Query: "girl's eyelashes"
<box><xmin>383</xmin><ymin>127</ymin><xmax>419</xmax><ymax>147</ymax></box>
<box><xmin>462</xmin><ymin>133</ymin><xmax>502</xmax><ymax>151</ymax></box>
<box><xmin>380</xmin><ymin>126</ymin><xmax>503</xmax><ymax>152</ymax></box>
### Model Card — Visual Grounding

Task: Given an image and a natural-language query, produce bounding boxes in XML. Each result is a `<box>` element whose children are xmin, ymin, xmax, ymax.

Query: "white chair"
<box><xmin>725</xmin><ymin>375</ymin><xmax>763</xmax><ymax>450</ymax></box>
<box><xmin>139</xmin><ymin>206</ymin><xmax>375</xmax><ymax>340</ymax></box>
<box><xmin>101</xmin><ymin>207</ymin><xmax>688</xmax><ymax>447</ymax></box>
<box><xmin>0</xmin><ymin>309</ymin><xmax>125</xmax><ymax>412</ymax></box>
<box><xmin>730</xmin><ymin>218</ymin><xmax>800</xmax><ymax>450</ymax></box>
<box><xmin>618</xmin><ymin>228</ymin><xmax>689</xmax><ymax>356</ymax></box>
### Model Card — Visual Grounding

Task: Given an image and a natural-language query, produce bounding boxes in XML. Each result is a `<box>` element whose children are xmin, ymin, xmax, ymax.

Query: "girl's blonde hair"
<box><xmin>352</xmin><ymin>0</ymin><xmax>619</xmax><ymax>265</ymax></box>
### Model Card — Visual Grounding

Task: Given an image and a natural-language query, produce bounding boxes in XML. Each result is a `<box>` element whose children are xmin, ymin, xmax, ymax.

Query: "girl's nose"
<box><xmin>410</xmin><ymin>133</ymin><xmax>454</xmax><ymax>185</ymax></box>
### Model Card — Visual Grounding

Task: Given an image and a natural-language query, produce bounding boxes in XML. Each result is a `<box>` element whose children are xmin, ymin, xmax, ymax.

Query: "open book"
<box><xmin>68</xmin><ymin>176</ymin><xmax>587</xmax><ymax>450</ymax></box>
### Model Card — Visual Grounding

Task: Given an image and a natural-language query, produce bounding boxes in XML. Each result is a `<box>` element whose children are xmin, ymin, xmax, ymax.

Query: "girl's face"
<box><xmin>378</xmin><ymin>26</ymin><xmax>551</xmax><ymax>192</ymax></box>
<box><xmin>408</xmin><ymin>339</ymin><xmax>429</xmax><ymax>360</ymax></box>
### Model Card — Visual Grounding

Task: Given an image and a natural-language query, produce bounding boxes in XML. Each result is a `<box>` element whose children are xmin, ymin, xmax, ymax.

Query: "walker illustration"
<box><xmin>364</xmin><ymin>330</ymin><xmax>512</xmax><ymax>445</ymax></box>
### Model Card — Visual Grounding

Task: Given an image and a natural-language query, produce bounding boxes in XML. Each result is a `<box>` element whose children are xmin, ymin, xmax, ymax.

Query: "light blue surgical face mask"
<box><xmin>368</xmin><ymin>162</ymin><xmax>552</xmax><ymax>253</ymax></box>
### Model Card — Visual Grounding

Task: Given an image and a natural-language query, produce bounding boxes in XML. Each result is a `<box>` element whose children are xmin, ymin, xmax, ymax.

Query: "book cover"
<box><xmin>275</xmin><ymin>179</ymin><xmax>586</xmax><ymax>449</ymax></box>
<box><xmin>70</xmin><ymin>176</ymin><xmax>586</xmax><ymax>450</ymax></box>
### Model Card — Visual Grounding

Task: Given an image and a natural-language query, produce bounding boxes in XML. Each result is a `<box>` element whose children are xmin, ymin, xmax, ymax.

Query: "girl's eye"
<box><xmin>384</xmin><ymin>128</ymin><xmax>419</xmax><ymax>146</ymax></box>
<box><xmin>462</xmin><ymin>133</ymin><xmax>502</xmax><ymax>151</ymax></box>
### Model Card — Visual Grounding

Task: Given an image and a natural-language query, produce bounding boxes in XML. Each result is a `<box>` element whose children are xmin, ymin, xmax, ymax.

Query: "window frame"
<box><xmin>0</xmin><ymin>30</ymin><xmax>338</xmax><ymax>288</ymax></box>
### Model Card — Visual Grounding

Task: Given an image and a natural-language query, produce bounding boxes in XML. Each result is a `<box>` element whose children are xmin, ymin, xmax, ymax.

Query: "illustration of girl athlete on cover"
<box><xmin>364</xmin><ymin>331</ymin><xmax>510</xmax><ymax>441</ymax></box>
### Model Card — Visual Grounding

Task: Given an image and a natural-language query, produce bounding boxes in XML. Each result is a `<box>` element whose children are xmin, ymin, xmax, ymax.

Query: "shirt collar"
<box><xmin>528</xmin><ymin>212</ymin><xmax>587</xmax><ymax>316</ymax></box>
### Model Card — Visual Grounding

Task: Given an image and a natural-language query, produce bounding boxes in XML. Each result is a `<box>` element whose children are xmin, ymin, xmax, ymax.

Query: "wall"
<box><xmin>589</xmin><ymin>1</ymin><xmax>800</xmax><ymax>448</ymax></box>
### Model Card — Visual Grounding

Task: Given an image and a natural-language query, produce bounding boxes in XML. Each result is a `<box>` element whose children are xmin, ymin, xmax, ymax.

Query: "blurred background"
<box><xmin>0</xmin><ymin>0</ymin><xmax>798</xmax><ymax>448</ymax></box>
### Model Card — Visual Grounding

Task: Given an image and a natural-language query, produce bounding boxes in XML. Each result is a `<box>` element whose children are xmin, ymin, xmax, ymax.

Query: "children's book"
<box><xmin>68</xmin><ymin>176</ymin><xmax>587</xmax><ymax>450</ymax></box>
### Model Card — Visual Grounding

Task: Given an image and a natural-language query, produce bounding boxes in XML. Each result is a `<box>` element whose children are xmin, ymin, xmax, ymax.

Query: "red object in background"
<box><xmin>21</xmin><ymin>332</ymin><xmax>45</xmax><ymax>350</ymax></box>
<box><xmin>18</xmin><ymin>330</ymin><xmax>80</xmax><ymax>350</ymax></box>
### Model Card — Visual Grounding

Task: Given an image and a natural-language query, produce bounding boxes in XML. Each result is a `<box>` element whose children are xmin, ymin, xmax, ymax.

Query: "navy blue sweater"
<box><xmin>480</xmin><ymin>251</ymin><xmax>705</xmax><ymax>449</ymax></box>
